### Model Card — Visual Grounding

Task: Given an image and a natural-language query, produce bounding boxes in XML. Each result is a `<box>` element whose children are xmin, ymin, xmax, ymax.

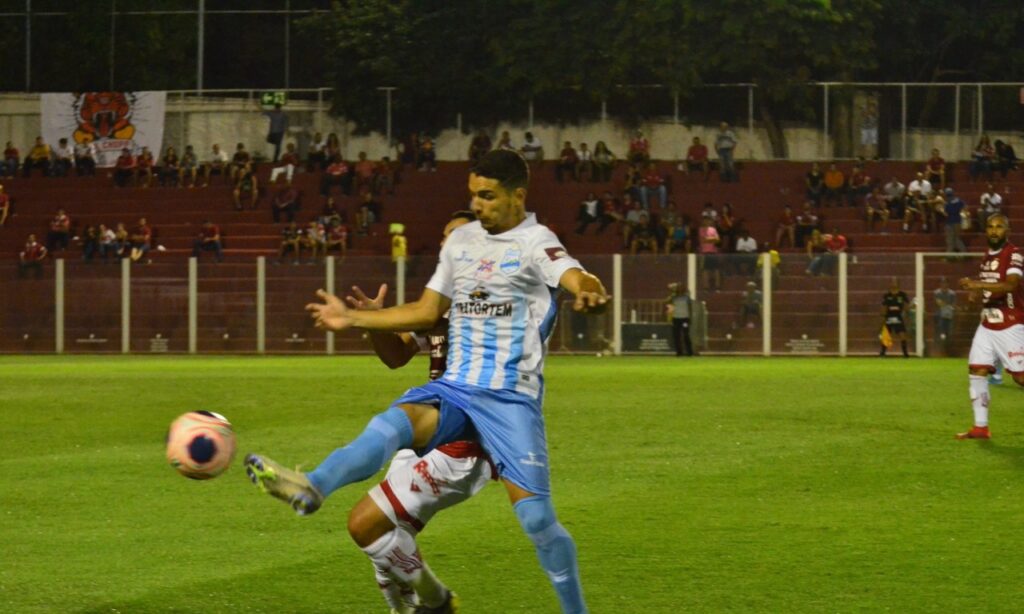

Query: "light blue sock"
<box><xmin>514</xmin><ymin>496</ymin><xmax>587</xmax><ymax>614</ymax></box>
<box><xmin>306</xmin><ymin>406</ymin><xmax>413</xmax><ymax>497</ymax></box>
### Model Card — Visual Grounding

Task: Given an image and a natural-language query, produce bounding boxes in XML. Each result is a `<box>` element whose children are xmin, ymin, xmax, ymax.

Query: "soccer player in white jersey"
<box><xmin>246</xmin><ymin>150</ymin><xmax>606</xmax><ymax>614</ymax></box>
<box><xmin>956</xmin><ymin>213</ymin><xmax>1024</xmax><ymax>440</ymax></box>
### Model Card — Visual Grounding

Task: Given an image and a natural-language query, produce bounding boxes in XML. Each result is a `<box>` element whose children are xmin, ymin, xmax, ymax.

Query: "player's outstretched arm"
<box><xmin>559</xmin><ymin>268</ymin><xmax>610</xmax><ymax>314</ymax></box>
<box><xmin>306</xmin><ymin>287</ymin><xmax>450</xmax><ymax>332</ymax></box>
<box><xmin>960</xmin><ymin>273</ymin><xmax>1021</xmax><ymax>296</ymax></box>
<box><xmin>346</xmin><ymin>283</ymin><xmax>420</xmax><ymax>369</ymax></box>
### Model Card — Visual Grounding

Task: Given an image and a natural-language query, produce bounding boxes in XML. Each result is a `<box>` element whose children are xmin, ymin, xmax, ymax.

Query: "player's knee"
<box><xmin>514</xmin><ymin>495</ymin><xmax>557</xmax><ymax>537</ymax></box>
<box><xmin>1013</xmin><ymin>373</ymin><xmax>1024</xmax><ymax>388</ymax></box>
<box><xmin>347</xmin><ymin>497</ymin><xmax>391</xmax><ymax>548</ymax></box>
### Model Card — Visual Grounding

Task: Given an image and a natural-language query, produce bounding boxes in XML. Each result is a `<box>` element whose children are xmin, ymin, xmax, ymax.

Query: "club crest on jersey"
<box><xmin>454</xmin><ymin>250</ymin><xmax>474</xmax><ymax>263</ymax></box>
<box><xmin>475</xmin><ymin>258</ymin><xmax>496</xmax><ymax>280</ymax></box>
<box><xmin>500</xmin><ymin>246</ymin><xmax>522</xmax><ymax>274</ymax></box>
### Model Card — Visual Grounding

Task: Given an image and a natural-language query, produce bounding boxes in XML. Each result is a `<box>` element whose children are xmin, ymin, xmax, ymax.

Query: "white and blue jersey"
<box><xmin>426</xmin><ymin>213</ymin><xmax>581</xmax><ymax>399</ymax></box>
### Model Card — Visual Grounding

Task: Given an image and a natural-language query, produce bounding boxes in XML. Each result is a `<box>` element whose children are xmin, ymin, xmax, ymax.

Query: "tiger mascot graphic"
<box><xmin>72</xmin><ymin>92</ymin><xmax>136</xmax><ymax>144</ymax></box>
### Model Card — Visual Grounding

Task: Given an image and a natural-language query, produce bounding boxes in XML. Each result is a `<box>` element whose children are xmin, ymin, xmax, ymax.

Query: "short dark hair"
<box><xmin>450</xmin><ymin>210</ymin><xmax>476</xmax><ymax>223</ymax></box>
<box><xmin>472</xmin><ymin>149</ymin><xmax>529</xmax><ymax>190</ymax></box>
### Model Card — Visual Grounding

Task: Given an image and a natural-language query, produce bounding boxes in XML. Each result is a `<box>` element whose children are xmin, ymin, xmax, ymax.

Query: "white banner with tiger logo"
<box><xmin>41</xmin><ymin>92</ymin><xmax>167</xmax><ymax>168</ymax></box>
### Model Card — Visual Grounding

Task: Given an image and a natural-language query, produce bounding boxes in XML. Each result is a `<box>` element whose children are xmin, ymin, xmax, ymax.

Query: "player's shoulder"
<box><xmin>443</xmin><ymin>220</ymin><xmax>483</xmax><ymax>247</ymax></box>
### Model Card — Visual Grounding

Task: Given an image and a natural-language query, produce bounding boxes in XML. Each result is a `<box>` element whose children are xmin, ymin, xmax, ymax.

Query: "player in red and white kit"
<box><xmin>345</xmin><ymin>211</ymin><xmax>493</xmax><ymax>614</ymax></box>
<box><xmin>956</xmin><ymin>213</ymin><xmax>1024</xmax><ymax>440</ymax></box>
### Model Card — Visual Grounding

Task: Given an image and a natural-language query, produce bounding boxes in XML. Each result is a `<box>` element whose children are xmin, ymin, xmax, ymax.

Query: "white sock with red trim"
<box><xmin>362</xmin><ymin>527</ymin><xmax>447</xmax><ymax>608</ymax></box>
<box><xmin>371</xmin><ymin>564</ymin><xmax>414</xmax><ymax>611</ymax></box>
<box><xmin>969</xmin><ymin>375</ymin><xmax>990</xmax><ymax>427</ymax></box>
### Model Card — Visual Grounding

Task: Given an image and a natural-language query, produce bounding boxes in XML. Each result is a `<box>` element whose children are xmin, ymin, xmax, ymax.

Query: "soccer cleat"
<box><xmin>413</xmin><ymin>591</ymin><xmax>460</xmax><ymax>614</ymax></box>
<box><xmin>955</xmin><ymin>426</ymin><xmax>991</xmax><ymax>440</ymax></box>
<box><xmin>244</xmin><ymin>453</ymin><xmax>324</xmax><ymax>515</ymax></box>
<box><xmin>989</xmin><ymin>375</ymin><xmax>1004</xmax><ymax>385</ymax></box>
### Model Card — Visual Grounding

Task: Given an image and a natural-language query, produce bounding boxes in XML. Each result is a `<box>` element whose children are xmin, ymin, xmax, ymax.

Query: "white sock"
<box><xmin>969</xmin><ymin>375</ymin><xmax>990</xmax><ymax>427</ymax></box>
<box><xmin>362</xmin><ymin>528</ymin><xmax>447</xmax><ymax>608</ymax></box>
<box><xmin>372</xmin><ymin>564</ymin><xmax>412</xmax><ymax>611</ymax></box>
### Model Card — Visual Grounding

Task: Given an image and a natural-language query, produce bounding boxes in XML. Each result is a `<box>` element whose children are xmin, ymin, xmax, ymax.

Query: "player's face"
<box><xmin>986</xmin><ymin>216</ymin><xmax>1009</xmax><ymax>249</ymax></box>
<box><xmin>468</xmin><ymin>173</ymin><xmax>525</xmax><ymax>234</ymax></box>
<box><xmin>440</xmin><ymin>217</ymin><xmax>470</xmax><ymax>247</ymax></box>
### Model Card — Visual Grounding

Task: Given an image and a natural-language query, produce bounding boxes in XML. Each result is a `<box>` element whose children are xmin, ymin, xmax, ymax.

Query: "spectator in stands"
<box><xmin>129</xmin><ymin>217</ymin><xmax>153</xmax><ymax>263</ymax></box>
<box><xmin>233</xmin><ymin>162</ymin><xmax>259</xmax><ymax>210</ymax></box>
<box><xmin>136</xmin><ymin>147</ymin><xmax>155</xmax><ymax>188</ymax></box>
<box><xmin>577</xmin><ymin>142</ymin><xmax>593</xmax><ymax>182</ymax></box>
<box><xmin>113</xmin><ymin>222</ymin><xmax>129</xmax><ymax>257</ymax></box>
<box><xmin>468</xmin><ymin>130</ymin><xmax>492</xmax><ymax>164</ymax></box>
<box><xmin>358</xmin><ymin>190</ymin><xmax>381</xmax><ymax>227</ymax></box>
<box><xmin>926</xmin><ymin>148</ymin><xmax>946</xmax><ymax>188</ymax></box>
<box><xmin>598</xmin><ymin>190</ymin><xmax>624</xmax><ymax>229</ymax></box>
<box><xmin>556</xmin><ymin>141</ymin><xmax>579</xmax><ymax>182</ymax></box>
<box><xmin>81</xmin><ymin>225</ymin><xmax>100</xmax><ymax>262</ymax></box>
<box><xmin>629</xmin><ymin>211</ymin><xmax>658</xmax><ymax>255</ymax></box>
<box><xmin>715</xmin><ymin>122</ymin><xmax>738</xmax><ymax>182</ymax></box>
<box><xmin>969</xmin><ymin>135</ymin><xmax>995</xmax><ymax>181</ymax></box>
<box><xmin>846</xmin><ymin>163</ymin><xmax>872</xmax><ymax>206</ymax></box>
<box><xmin>804</xmin><ymin>229</ymin><xmax>826</xmax><ymax>275</ymax></box>
<box><xmin>822</xmin><ymin>163</ymin><xmax>846</xmax><ymax>206</ymax></box>
<box><xmin>933</xmin><ymin>277</ymin><xmax>956</xmax><ymax>346</ymax></box>
<box><xmin>978</xmin><ymin>183</ymin><xmax>1003</xmax><ymax>230</ymax></box>
<box><xmin>23</xmin><ymin>136</ymin><xmax>52</xmax><ymax>177</ymax></box>
<box><xmin>18</xmin><ymin>234</ymin><xmax>46</xmax><ymax>278</ymax></box>
<box><xmin>682</xmin><ymin>136</ymin><xmax>710</xmax><ymax>181</ymax></box>
<box><xmin>520</xmin><ymin>131</ymin><xmax>543</xmax><ymax>162</ymax></box>
<box><xmin>734</xmin><ymin>228</ymin><xmax>758</xmax><ymax>276</ymax></box>
<box><xmin>159</xmin><ymin>146</ymin><xmax>180</xmax><ymax>187</ymax></box>
<box><xmin>639</xmin><ymin>162</ymin><xmax>667</xmax><ymax>209</ymax></box>
<box><xmin>939</xmin><ymin>187</ymin><xmax>966</xmax><ymax>254</ymax></box>
<box><xmin>664</xmin><ymin>283</ymin><xmax>694</xmax><ymax>357</ymax></box>
<box><xmin>592</xmin><ymin>141</ymin><xmax>616</xmax><ymax>183</ymax></box>
<box><xmin>46</xmin><ymin>208</ymin><xmax>71</xmax><ymax>253</ymax></box>
<box><xmin>320</xmin><ymin>154</ymin><xmax>352</xmax><ymax>198</ymax></box>
<box><xmin>882</xmin><ymin>176</ymin><xmax>907</xmax><ymax>220</ymax></box>
<box><xmin>325</xmin><ymin>218</ymin><xmax>349</xmax><ymax>258</ymax></box>
<box><xmin>417</xmin><ymin>137</ymin><xmax>437</xmax><ymax>172</ymax></box>
<box><xmin>98</xmin><ymin>224</ymin><xmax>118</xmax><ymax>261</ymax></box>
<box><xmin>203</xmin><ymin>143</ymin><xmax>229</xmax><ymax>186</ymax></box>
<box><xmin>496</xmin><ymin>130</ymin><xmax>514</xmax><ymax>151</ymax></box>
<box><xmin>3</xmin><ymin>141</ymin><xmax>19</xmax><ymax>178</ymax></box>
<box><xmin>192</xmin><ymin>221</ymin><xmax>223</xmax><ymax>262</ymax></box>
<box><xmin>994</xmin><ymin>140</ymin><xmax>1018</xmax><ymax>177</ymax></box>
<box><xmin>627</xmin><ymin>130</ymin><xmax>650</xmax><ymax>164</ymax></box>
<box><xmin>263</xmin><ymin>103</ymin><xmax>288</xmax><ymax>162</ymax></box>
<box><xmin>302</xmin><ymin>220</ymin><xmax>325</xmax><ymax>264</ymax></box>
<box><xmin>230</xmin><ymin>143</ymin><xmax>251</xmax><ymax>182</ymax></box>
<box><xmin>53</xmin><ymin>138</ymin><xmax>74</xmax><ymax>177</ymax></box>
<box><xmin>794</xmin><ymin>201</ymin><xmax>819</xmax><ymax>248</ymax></box>
<box><xmin>271</xmin><ymin>179</ymin><xmax>299</xmax><ymax>223</ymax></box>
<box><xmin>0</xmin><ymin>183</ymin><xmax>10</xmax><ymax>226</ymax></box>
<box><xmin>375</xmin><ymin>156</ymin><xmax>399</xmax><ymax>195</ymax></box>
<box><xmin>718</xmin><ymin>203</ymin><xmax>737</xmax><ymax>254</ymax></box>
<box><xmin>700</xmin><ymin>202</ymin><xmax>719</xmax><ymax>225</ymax></box>
<box><xmin>663</xmin><ymin>210</ymin><xmax>690</xmax><ymax>255</ymax></box>
<box><xmin>658</xmin><ymin>205</ymin><xmax>683</xmax><ymax>253</ymax></box>
<box><xmin>904</xmin><ymin>172</ymin><xmax>932</xmax><ymax>232</ymax></box>
<box><xmin>576</xmin><ymin>191</ymin><xmax>600</xmax><ymax>234</ymax></box>
<box><xmin>622</xmin><ymin>195</ymin><xmax>643</xmax><ymax>248</ymax></box>
<box><xmin>399</xmin><ymin>132</ymin><xmax>419</xmax><ymax>166</ymax></box>
<box><xmin>73</xmin><ymin>140</ymin><xmax>97</xmax><ymax>176</ymax></box>
<box><xmin>353</xmin><ymin>151</ymin><xmax>377</xmax><ymax>193</ymax></box>
<box><xmin>757</xmin><ymin>242</ymin><xmax>781</xmax><ymax>286</ymax></box>
<box><xmin>775</xmin><ymin>204</ymin><xmax>795</xmax><ymax>248</ymax></box>
<box><xmin>805</xmin><ymin>162</ymin><xmax>824</xmax><ymax>206</ymax></box>
<box><xmin>698</xmin><ymin>216</ymin><xmax>722</xmax><ymax>291</ymax></box>
<box><xmin>623</xmin><ymin>163</ymin><xmax>643</xmax><ymax>205</ymax></box>
<box><xmin>738</xmin><ymin>281</ymin><xmax>762</xmax><ymax>328</ymax></box>
<box><xmin>180</xmin><ymin>145</ymin><xmax>199</xmax><ymax>187</ymax></box>
<box><xmin>865</xmin><ymin>187</ymin><xmax>890</xmax><ymax>232</ymax></box>
<box><xmin>278</xmin><ymin>222</ymin><xmax>302</xmax><ymax>265</ymax></box>
<box><xmin>307</xmin><ymin>132</ymin><xmax>326</xmax><ymax>171</ymax></box>
<box><xmin>325</xmin><ymin>133</ymin><xmax>341</xmax><ymax>165</ymax></box>
<box><xmin>267</xmin><ymin>142</ymin><xmax>298</xmax><ymax>185</ymax></box>
<box><xmin>808</xmin><ymin>228</ymin><xmax>847</xmax><ymax>277</ymax></box>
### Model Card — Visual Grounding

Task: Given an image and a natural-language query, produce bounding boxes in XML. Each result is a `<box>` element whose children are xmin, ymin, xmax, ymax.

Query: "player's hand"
<box><xmin>306</xmin><ymin>289</ymin><xmax>353</xmax><ymax>331</ymax></box>
<box><xmin>574</xmin><ymin>291</ymin><xmax>610</xmax><ymax>314</ymax></box>
<box><xmin>345</xmin><ymin>283</ymin><xmax>387</xmax><ymax>311</ymax></box>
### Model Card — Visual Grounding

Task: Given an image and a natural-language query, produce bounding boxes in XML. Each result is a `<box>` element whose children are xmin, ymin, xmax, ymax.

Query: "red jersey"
<box><xmin>201</xmin><ymin>224</ymin><xmax>221</xmax><ymax>240</ymax></box>
<box><xmin>116</xmin><ymin>153</ymin><xmax>135</xmax><ymax>169</ymax></box>
<box><xmin>0</xmin><ymin>193</ymin><xmax>10</xmax><ymax>208</ymax></box>
<box><xmin>927</xmin><ymin>156</ymin><xmax>944</xmax><ymax>173</ymax></box>
<box><xmin>978</xmin><ymin>242</ymin><xmax>1024</xmax><ymax>331</ymax></box>
<box><xmin>687</xmin><ymin>144</ymin><xmax>708</xmax><ymax>161</ymax></box>
<box><xmin>4</xmin><ymin>147</ymin><xmax>17</xmax><ymax>160</ymax></box>
<box><xmin>50</xmin><ymin>214</ymin><xmax>70</xmax><ymax>232</ymax></box>
<box><xmin>21</xmin><ymin>241</ymin><xmax>46</xmax><ymax>261</ymax></box>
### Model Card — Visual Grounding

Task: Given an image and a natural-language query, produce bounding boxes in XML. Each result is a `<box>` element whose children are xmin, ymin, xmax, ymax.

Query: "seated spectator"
<box><xmin>663</xmin><ymin>210</ymin><xmax>690</xmax><ymax>255</ymax></box>
<box><xmin>322</xmin><ymin>195</ymin><xmax>342</xmax><ymax>219</ymax></box>
<box><xmin>468</xmin><ymin>131</ymin><xmax>492</xmax><ymax>164</ymax></box>
<box><xmin>627</xmin><ymin>130</ymin><xmax>650</xmax><ymax>164</ymax></box>
<box><xmin>805</xmin><ymin>162</ymin><xmax>824</xmax><ymax>206</ymax></box>
<box><xmin>302</xmin><ymin>220</ymin><xmax>325</xmax><ymax>263</ymax></box>
<box><xmin>926</xmin><ymin>148</ymin><xmax>946</xmax><ymax>188</ymax></box>
<box><xmin>904</xmin><ymin>172</ymin><xmax>933</xmax><ymax>232</ymax></box>
<box><xmin>969</xmin><ymin>135</ymin><xmax>995</xmax><ymax>181</ymax></box>
<box><xmin>738</xmin><ymin>281</ymin><xmax>762</xmax><ymax>328</ymax></box>
<box><xmin>3</xmin><ymin>141</ymin><xmax>19</xmax><ymax>178</ymax></box>
<box><xmin>865</xmin><ymin>188</ymin><xmax>890</xmax><ymax>232</ymax></box>
<box><xmin>757</xmin><ymin>242</ymin><xmax>781</xmax><ymax>286</ymax></box>
<box><xmin>46</xmin><ymin>208</ymin><xmax>71</xmax><ymax>253</ymax></box>
<box><xmin>192</xmin><ymin>221</ymin><xmax>223</xmax><ymax>262</ymax></box>
<box><xmin>353</xmin><ymin>151</ymin><xmax>377</xmax><ymax>193</ymax></box>
<box><xmin>622</xmin><ymin>197</ymin><xmax>644</xmax><ymax>248</ymax></box>
<box><xmin>374</xmin><ymin>156</ymin><xmax>398</xmax><ymax>195</ymax></box>
<box><xmin>846</xmin><ymin>164</ymin><xmax>872</xmax><ymax>206</ymax></box>
<box><xmin>307</xmin><ymin>132</ymin><xmax>326</xmax><ymax>171</ymax></box>
<box><xmin>278</xmin><ymin>222</ymin><xmax>303</xmax><ymax>264</ymax></box>
<box><xmin>271</xmin><ymin>179</ymin><xmax>299</xmax><ymax>223</ymax></box>
<box><xmin>700</xmin><ymin>202</ymin><xmax>719</xmax><ymax>225</ymax></box>
<box><xmin>233</xmin><ymin>162</ymin><xmax>259</xmax><ymax>210</ymax></box>
<box><xmin>629</xmin><ymin>212</ymin><xmax>658</xmax><ymax>255</ymax></box>
<box><xmin>23</xmin><ymin>136</ymin><xmax>51</xmax><ymax>177</ymax></box>
<box><xmin>136</xmin><ymin>147</ymin><xmax>155</xmax><ymax>187</ymax></box>
<box><xmin>203</xmin><ymin>143</ymin><xmax>229</xmax><ymax>186</ymax></box>
<box><xmin>623</xmin><ymin>164</ymin><xmax>643</xmax><ymax>204</ymax></box>
<box><xmin>159</xmin><ymin>146</ymin><xmax>180</xmax><ymax>187</ymax></box>
<box><xmin>994</xmin><ymin>140</ymin><xmax>1018</xmax><ymax>178</ymax></box>
<box><xmin>81</xmin><ymin>225</ymin><xmax>100</xmax><ymax>262</ymax></box>
<box><xmin>804</xmin><ymin>229</ymin><xmax>826</xmax><ymax>275</ymax></box>
<box><xmin>734</xmin><ymin>229</ymin><xmax>758</xmax><ymax>275</ymax></box>
<box><xmin>53</xmin><ymin>138</ymin><xmax>74</xmax><ymax>177</ymax></box>
<box><xmin>180</xmin><ymin>145</ymin><xmax>199</xmax><ymax>187</ymax></box>
<box><xmin>18</xmin><ymin>234</ymin><xmax>47</xmax><ymax>278</ymax></box>
<box><xmin>325</xmin><ymin>218</ymin><xmax>349</xmax><ymax>258</ymax></box>
<box><xmin>320</xmin><ymin>154</ymin><xmax>352</xmax><ymax>197</ymax></box>
<box><xmin>576</xmin><ymin>191</ymin><xmax>600</xmax><ymax>234</ymax></box>
<box><xmin>520</xmin><ymin>131</ymin><xmax>543</xmax><ymax>162</ymax></box>
<box><xmin>795</xmin><ymin>201</ymin><xmax>819</xmax><ymax>248</ymax></box>
<box><xmin>592</xmin><ymin>141</ymin><xmax>616</xmax><ymax>182</ymax></box>
<box><xmin>822</xmin><ymin>163</ymin><xmax>846</xmax><ymax>206</ymax></box>
<box><xmin>978</xmin><ymin>183</ymin><xmax>1003</xmax><ymax>231</ymax></box>
<box><xmin>416</xmin><ymin>138</ymin><xmax>436</xmax><ymax>172</ymax></box>
<box><xmin>112</xmin><ymin>148</ymin><xmax>136</xmax><ymax>187</ymax></box>
<box><xmin>356</xmin><ymin>191</ymin><xmax>382</xmax><ymax>234</ymax></box>
<box><xmin>129</xmin><ymin>217</ymin><xmax>153</xmax><ymax>263</ymax></box>
<box><xmin>775</xmin><ymin>204</ymin><xmax>795</xmax><ymax>249</ymax></box>
<box><xmin>698</xmin><ymin>217</ymin><xmax>722</xmax><ymax>292</ymax></box>
<box><xmin>577</xmin><ymin>142</ymin><xmax>593</xmax><ymax>182</ymax></box>
<box><xmin>882</xmin><ymin>176</ymin><xmax>907</xmax><ymax>219</ymax></box>
<box><xmin>682</xmin><ymin>136</ymin><xmax>710</xmax><ymax>181</ymax></box>
<box><xmin>807</xmin><ymin>228</ymin><xmax>846</xmax><ymax>276</ymax></box>
<box><xmin>97</xmin><ymin>224</ymin><xmax>118</xmax><ymax>261</ymax></box>
<box><xmin>73</xmin><ymin>140</ymin><xmax>97</xmax><ymax>176</ymax></box>
<box><xmin>718</xmin><ymin>203</ymin><xmax>737</xmax><ymax>253</ymax></box>
<box><xmin>0</xmin><ymin>183</ymin><xmax>10</xmax><ymax>226</ymax></box>
<box><xmin>556</xmin><ymin>141</ymin><xmax>579</xmax><ymax>182</ymax></box>
<box><xmin>496</xmin><ymin>130</ymin><xmax>514</xmax><ymax>151</ymax></box>
<box><xmin>113</xmin><ymin>222</ymin><xmax>129</xmax><ymax>257</ymax></box>
<box><xmin>324</xmin><ymin>133</ymin><xmax>342</xmax><ymax>166</ymax></box>
<box><xmin>230</xmin><ymin>143</ymin><xmax>251</xmax><ymax>181</ymax></box>
<box><xmin>598</xmin><ymin>191</ymin><xmax>624</xmax><ymax>228</ymax></box>
<box><xmin>639</xmin><ymin>162</ymin><xmax>667</xmax><ymax>209</ymax></box>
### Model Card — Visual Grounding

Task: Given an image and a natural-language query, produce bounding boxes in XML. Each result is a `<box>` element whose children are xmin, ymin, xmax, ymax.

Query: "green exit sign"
<box><xmin>260</xmin><ymin>92</ymin><xmax>287</xmax><ymax>106</ymax></box>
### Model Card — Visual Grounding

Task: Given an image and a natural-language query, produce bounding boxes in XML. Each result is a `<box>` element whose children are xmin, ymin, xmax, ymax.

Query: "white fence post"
<box><xmin>762</xmin><ymin>253</ymin><xmax>772</xmax><ymax>356</ymax></box>
<box><xmin>188</xmin><ymin>257</ymin><xmax>197</xmax><ymax>354</ymax></box>
<box><xmin>915</xmin><ymin>252</ymin><xmax>924</xmax><ymax>357</ymax></box>
<box><xmin>325</xmin><ymin>255</ymin><xmax>335</xmax><ymax>355</ymax></box>
<box><xmin>839</xmin><ymin>252</ymin><xmax>848</xmax><ymax>357</ymax></box>
<box><xmin>612</xmin><ymin>254</ymin><xmax>622</xmax><ymax>356</ymax></box>
<box><xmin>257</xmin><ymin>256</ymin><xmax>266</xmax><ymax>354</ymax></box>
<box><xmin>121</xmin><ymin>257</ymin><xmax>130</xmax><ymax>354</ymax></box>
<box><xmin>55</xmin><ymin>258</ymin><xmax>64</xmax><ymax>354</ymax></box>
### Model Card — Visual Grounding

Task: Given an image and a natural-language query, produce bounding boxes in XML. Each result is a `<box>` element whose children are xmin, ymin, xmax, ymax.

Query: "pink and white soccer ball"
<box><xmin>166</xmin><ymin>411</ymin><xmax>237</xmax><ymax>480</ymax></box>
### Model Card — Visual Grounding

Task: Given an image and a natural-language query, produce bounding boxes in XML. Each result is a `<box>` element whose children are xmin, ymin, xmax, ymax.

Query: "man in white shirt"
<box><xmin>202</xmin><ymin>143</ymin><xmax>230</xmax><ymax>187</ymax></box>
<box><xmin>520</xmin><ymin>131</ymin><xmax>543</xmax><ymax>161</ymax></box>
<box><xmin>735</xmin><ymin>228</ymin><xmax>759</xmax><ymax>275</ymax></box>
<box><xmin>905</xmin><ymin>172</ymin><xmax>933</xmax><ymax>231</ymax></box>
<box><xmin>53</xmin><ymin>138</ymin><xmax>75</xmax><ymax>177</ymax></box>
<box><xmin>978</xmin><ymin>183</ymin><xmax>1004</xmax><ymax>230</ymax></box>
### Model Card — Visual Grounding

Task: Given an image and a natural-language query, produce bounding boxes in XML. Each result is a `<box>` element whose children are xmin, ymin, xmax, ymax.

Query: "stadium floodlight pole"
<box><xmin>378</xmin><ymin>87</ymin><xmax>396</xmax><ymax>149</ymax></box>
<box><xmin>762</xmin><ymin>253</ymin><xmax>772</xmax><ymax>357</ymax></box>
<box><xmin>197</xmin><ymin>0</ymin><xmax>205</xmax><ymax>92</ymax></box>
<box><xmin>747</xmin><ymin>85</ymin><xmax>754</xmax><ymax>155</ymax></box>
<box><xmin>838</xmin><ymin>252</ymin><xmax>848</xmax><ymax>357</ymax></box>
<box><xmin>55</xmin><ymin>258</ymin><xmax>64</xmax><ymax>354</ymax></box>
<box><xmin>901</xmin><ymin>84</ymin><xmax>907</xmax><ymax>160</ymax></box>
<box><xmin>612</xmin><ymin>254</ymin><xmax>622</xmax><ymax>355</ymax></box>
<box><xmin>188</xmin><ymin>257</ymin><xmax>197</xmax><ymax>354</ymax></box>
<box><xmin>109</xmin><ymin>0</ymin><xmax>116</xmax><ymax>90</ymax></box>
<box><xmin>325</xmin><ymin>256</ymin><xmax>335</xmax><ymax>355</ymax></box>
<box><xmin>977</xmin><ymin>83</ymin><xmax>984</xmax><ymax>136</ymax></box>
<box><xmin>121</xmin><ymin>256</ymin><xmax>130</xmax><ymax>354</ymax></box>
<box><xmin>24</xmin><ymin>0</ymin><xmax>31</xmax><ymax>91</ymax></box>
<box><xmin>256</xmin><ymin>256</ymin><xmax>265</xmax><ymax>354</ymax></box>
<box><xmin>822</xmin><ymin>83</ymin><xmax>829</xmax><ymax>159</ymax></box>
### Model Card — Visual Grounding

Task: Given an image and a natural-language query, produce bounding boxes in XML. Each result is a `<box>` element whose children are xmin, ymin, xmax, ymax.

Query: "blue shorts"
<box><xmin>394</xmin><ymin>378</ymin><xmax>551</xmax><ymax>496</ymax></box>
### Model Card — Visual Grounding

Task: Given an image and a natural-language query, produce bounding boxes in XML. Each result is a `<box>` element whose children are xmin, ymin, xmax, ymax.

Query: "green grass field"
<box><xmin>2</xmin><ymin>355</ymin><xmax>1023</xmax><ymax>613</ymax></box>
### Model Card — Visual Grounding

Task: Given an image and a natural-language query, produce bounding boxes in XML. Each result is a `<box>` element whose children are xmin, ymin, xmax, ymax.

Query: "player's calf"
<box><xmin>514</xmin><ymin>495</ymin><xmax>587</xmax><ymax>614</ymax></box>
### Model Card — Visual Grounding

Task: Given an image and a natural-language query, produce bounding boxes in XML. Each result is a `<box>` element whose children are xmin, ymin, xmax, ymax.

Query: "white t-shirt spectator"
<box><xmin>56</xmin><ymin>144</ymin><xmax>74</xmax><ymax>162</ymax></box>
<box><xmin>74</xmin><ymin>142</ymin><xmax>96</xmax><ymax>159</ymax></box>
<box><xmin>736</xmin><ymin>236</ymin><xmax>758</xmax><ymax>253</ymax></box>
<box><xmin>981</xmin><ymin>190</ymin><xmax>1003</xmax><ymax>214</ymax></box>
<box><xmin>908</xmin><ymin>178</ymin><xmax>932</xmax><ymax>198</ymax></box>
